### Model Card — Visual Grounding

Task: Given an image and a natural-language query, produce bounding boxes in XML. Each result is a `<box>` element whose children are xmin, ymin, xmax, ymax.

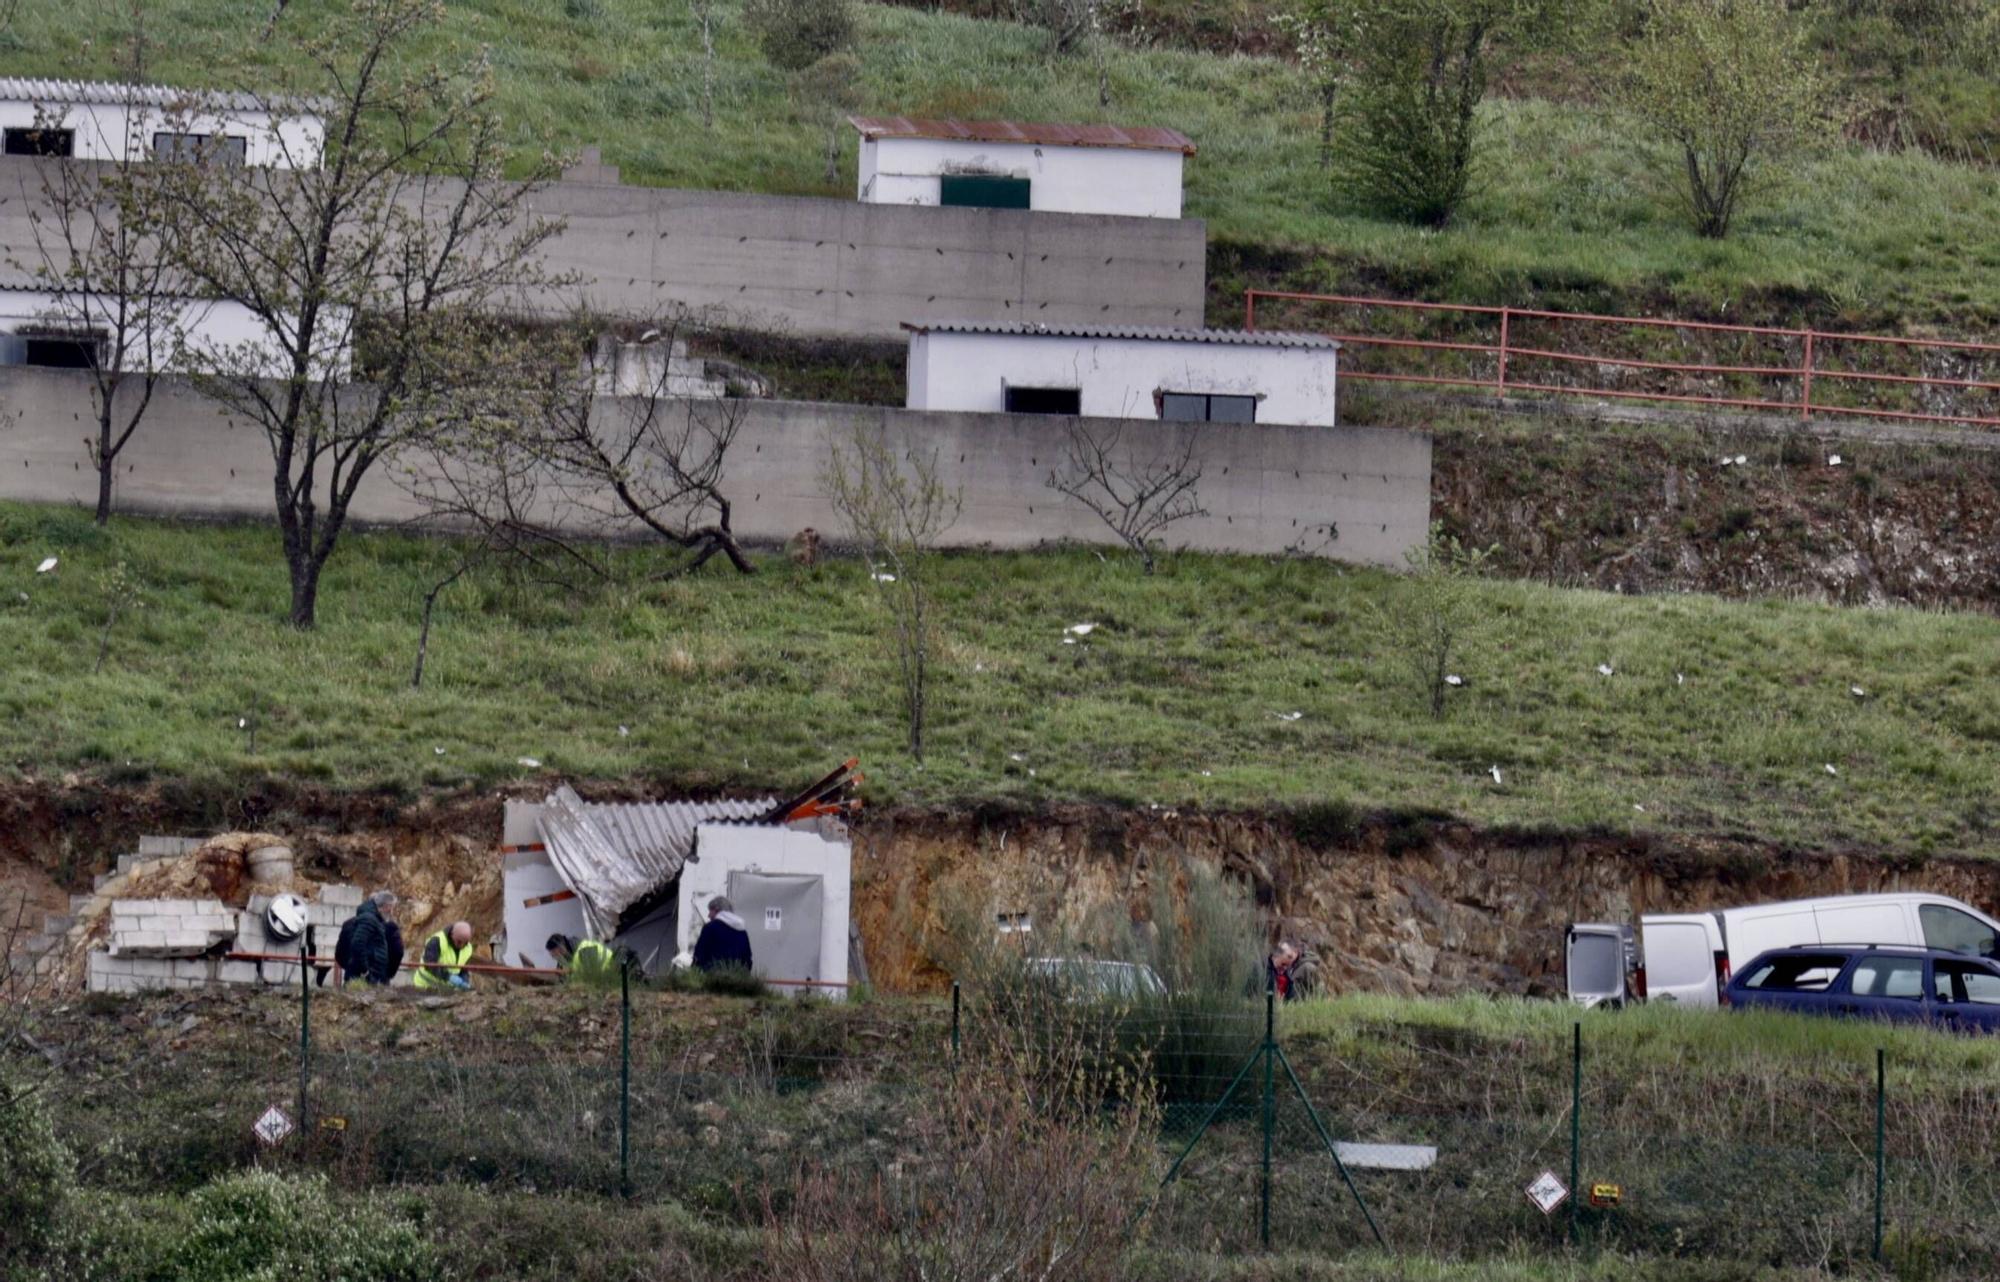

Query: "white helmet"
<box><xmin>266</xmin><ymin>893</ymin><xmax>308</xmax><ymax>942</ymax></box>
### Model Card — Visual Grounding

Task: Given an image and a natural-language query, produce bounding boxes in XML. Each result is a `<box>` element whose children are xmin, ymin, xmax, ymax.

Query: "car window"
<box><xmin>1934</xmin><ymin>961</ymin><xmax>2000</xmax><ymax>1005</ymax></box>
<box><xmin>1920</xmin><ymin>905</ymin><xmax>1998</xmax><ymax>957</ymax></box>
<box><xmin>1739</xmin><ymin>954</ymin><xmax>1847</xmax><ymax>991</ymax></box>
<box><xmin>1848</xmin><ymin>956</ymin><xmax>1926</xmax><ymax>999</ymax></box>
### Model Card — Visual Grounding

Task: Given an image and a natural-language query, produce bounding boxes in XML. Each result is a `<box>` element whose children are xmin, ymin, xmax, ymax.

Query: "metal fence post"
<box><xmin>297</xmin><ymin>938</ymin><xmax>311</xmax><ymax>1127</ymax></box>
<box><xmin>951</xmin><ymin>980</ymin><xmax>961</xmax><ymax>1064</ymax></box>
<box><xmin>1497</xmin><ymin>306</ymin><xmax>1511</xmax><ymax>396</ymax></box>
<box><xmin>1874</xmin><ymin>1047</ymin><xmax>1886</xmax><ymax>1262</ymax></box>
<box><xmin>1261</xmin><ymin>984</ymin><xmax>1276</xmax><ymax>1251</ymax></box>
<box><xmin>620</xmin><ymin>958</ymin><xmax>632</xmax><ymax>1200</ymax></box>
<box><xmin>1801</xmin><ymin>330</ymin><xmax>1816</xmax><ymax>421</ymax></box>
<box><xmin>1569</xmin><ymin>1021</ymin><xmax>1581</xmax><ymax>1245</ymax></box>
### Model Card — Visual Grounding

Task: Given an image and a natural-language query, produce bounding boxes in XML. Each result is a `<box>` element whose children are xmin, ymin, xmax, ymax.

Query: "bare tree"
<box><xmin>153</xmin><ymin>0</ymin><xmax>566</xmax><ymax>630</ymax></box>
<box><xmin>8</xmin><ymin>97</ymin><xmax>192</xmax><ymax>524</ymax></box>
<box><xmin>1047</xmin><ymin>419</ymin><xmax>1206</xmax><ymax>574</ymax></box>
<box><xmin>535</xmin><ymin>311</ymin><xmax>759</xmax><ymax>576</ymax></box>
<box><xmin>1380</xmin><ymin>520</ymin><xmax>1496</xmax><ymax>718</ymax></box>
<box><xmin>823</xmin><ymin>424</ymin><xmax>960</xmax><ymax>761</ymax></box>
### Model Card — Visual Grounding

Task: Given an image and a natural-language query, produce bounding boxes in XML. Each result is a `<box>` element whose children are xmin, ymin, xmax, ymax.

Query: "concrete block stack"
<box><xmin>85</xmin><ymin>883</ymin><xmax>368</xmax><ymax>995</ymax></box>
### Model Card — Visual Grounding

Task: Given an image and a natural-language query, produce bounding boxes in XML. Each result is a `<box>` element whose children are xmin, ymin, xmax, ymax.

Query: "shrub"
<box><xmin>0</xmin><ymin>1077</ymin><xmax>75</xmax><ymax>1272</ymax></box>
<box><xmin>1378</xmin><ymin>521</ymin><xmax>1497</xmax><ymax>719</ymax></box>
<box><xmin>158</xmin><ymin>1170</ymin><xmax>433</xmax><ymax>1282</ymax></box>
<box><xmin>742</xmin><ymin>0</ymin><xmax>856</xmax><ymax>71</ymax></box>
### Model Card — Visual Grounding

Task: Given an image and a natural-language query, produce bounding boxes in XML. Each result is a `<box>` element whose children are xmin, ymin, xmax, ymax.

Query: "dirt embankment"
<box><xmin>10</xmin><ymin>779</ymin><xmax>2000</xmax><ymax>1000</ymax></box>
<box><xmin>1435</xmin><ymin>424</ymin><xmax>2000</xmax><ymax>609</ymax></box>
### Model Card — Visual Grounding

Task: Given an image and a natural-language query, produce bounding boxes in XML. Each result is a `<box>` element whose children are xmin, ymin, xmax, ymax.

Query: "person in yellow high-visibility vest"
<box><xmin>546</xmin><ymin>933</ymin><xmax>618</xmax><ymax>983</ymax></box>
<box><xmin>413</xmin><ymin>921</ymin><xmax>475</xmax><ymax>991</ymax></box>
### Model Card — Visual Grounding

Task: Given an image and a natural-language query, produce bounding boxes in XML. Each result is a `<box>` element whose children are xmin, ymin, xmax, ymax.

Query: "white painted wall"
<box><xmin>0</xmin><ymin>97</ymin><xmax>322</xmax><ymax>168</ymax></box>
<box><xmin>858</xmin><ymin>136</ymin><xmax>1183</xmax><ymax>218</ymax></box>
<box><xmin>0</xmin><ymin>286</ymin><xmax>350</xmax><ymax>380</ymax></box>
<box><xmin>906</xmin><ymin>330</ymin><xmax>1339</xmax><ymax>427</ymax></box>
<box><xmin>679</xmin><ymin>823</ymin><xmax>851</xmax><ymax>998</ymax></box>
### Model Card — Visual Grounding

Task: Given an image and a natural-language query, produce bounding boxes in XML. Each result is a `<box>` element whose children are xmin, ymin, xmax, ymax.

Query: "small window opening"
<box><xmin>1160</xmin><ymin>392</ymin><xmax>1257</xmax><ymax>423</ymax></box>
<box><xmin>153</xmin><ymin>132</ymin><xmax>248</xmax><ymax>166</ymax></box>
<box><xmin>1005</xmin><ymin>386</ymin><xmax>1080</xmax><ymax>415</ymax></box>
<box><xmin>940</xmin><ymin>174</ymin><xmax>1030</xmax><ymax>210</ymax></box>
<box><xmin>4</xmin><ymin>127</ymin><xmax>75</xmax><ymax>157</ymax></box>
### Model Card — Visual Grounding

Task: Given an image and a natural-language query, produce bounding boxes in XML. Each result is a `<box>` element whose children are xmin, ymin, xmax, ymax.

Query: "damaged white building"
<box><xmin>500</xmin><ymin>771</ymin><xmax>859</xmax><ymax>994</ymax></box>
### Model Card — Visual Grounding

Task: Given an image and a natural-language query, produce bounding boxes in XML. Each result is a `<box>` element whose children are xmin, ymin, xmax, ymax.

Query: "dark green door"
<box><xmin>940</xmin><ymin>175</ymin><xmax>1031</xmax><ymax>210</ymax></box>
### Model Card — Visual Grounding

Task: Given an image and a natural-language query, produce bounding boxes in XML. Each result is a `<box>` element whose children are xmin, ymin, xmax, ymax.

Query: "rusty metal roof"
<box><xmin>536</xmin><ymin>786</ymin><xmax>777</xmax><ymax>938</ymax></box>
<box><xmin>847</xmin><ymin>115</ymin><xmax>1195</xmax><ymax>155</ymax></box>
<box><xmin>903</xmin><ymin>320</ymin><xmax>1337</xmax><ymax>350</ymax></box>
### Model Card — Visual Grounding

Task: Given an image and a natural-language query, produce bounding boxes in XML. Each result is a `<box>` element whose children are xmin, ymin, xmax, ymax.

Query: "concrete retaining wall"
<box><xmin>0</xmin><ymin>368</ymin><xmax>1430</xmax><ymax>564</ymax></box>
<box><xmin>0</xmin><ymin>158</ymin><xmax>1209</xmax><ymax>339</ymax></box>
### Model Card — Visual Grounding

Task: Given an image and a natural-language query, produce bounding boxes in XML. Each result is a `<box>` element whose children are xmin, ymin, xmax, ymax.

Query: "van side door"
<box><xmin>1815</xmin><ymin>901</ymin><xmax>1911</xmax><ymax>948</ymax></box>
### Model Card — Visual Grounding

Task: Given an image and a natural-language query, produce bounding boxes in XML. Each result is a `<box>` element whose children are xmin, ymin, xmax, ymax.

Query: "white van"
<box><xmin>1636</xmin><ymin>892</ymin><xmax>2000</xmax><ymax>1009</ymax></box>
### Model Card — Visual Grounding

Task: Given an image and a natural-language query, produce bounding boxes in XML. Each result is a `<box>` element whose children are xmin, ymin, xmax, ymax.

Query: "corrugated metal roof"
<box><xmin>903</xmin><ymin>320</ymin><xmax>1338</xmax><ymax>350</ymax></box>
<box><xmin>537</xmin><ymin>786</ymin><xmax>777</xmax><ymax>937</ymax></box>
<box><xmin>848</xmin><ymin>115</ymin><xmax>1195</xmax><ymax>156</ymax></box>
<box><xmin>0</xmin><ymin>77</ymin><xmax>322</xmax><ymax>115</ymax></box>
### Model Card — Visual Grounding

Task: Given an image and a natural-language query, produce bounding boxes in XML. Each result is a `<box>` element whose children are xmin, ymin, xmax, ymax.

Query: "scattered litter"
<box><xmin>1273</xmin><ymin>711</ymin><xmax>1303</xmax><ymax>722</ymax></box>
<box><xmin>1828</xmin><ymin>454</ymin><xmax>1843</xmax><ymax>467</ymax></box>
<box><xmin>1488</xmin><ymin>764</ymin><xmax>1503</xmax><ymax>784</ymax></box>
<box><xmin>1200</xmin><ymin>769</ymin><xmax>1213</xmax><ymax>778</ymax></box>
<box><xmin>1849</xmin><ymin>685</ymin><xmax>1866</xmax><ymax>698</ymax></box>
<box><xmin>973</xmin><ymin>662</ymin><xmax>986</xmax><ymax>672</ymax></box>
<box><xmin>617</xmin><ymin>725</ymin><xmax>630</xmax><ymax>738</ymax></box>
<box><xmin>14</xmin><ymin>592</ymin><xmax>26</xmax><ymax>602</ymax></box>
<box><xmin>433</xmin><ymin>746</ymin><xmax>446</xmax><ymax>756</ymax></box>
<box><xmin>1633</xmin><ymin>804</ymin><xmax>1646</xmax><ymax>813</ymax></box>
<box><xmin>1596</xmin><ymin>663</ymin><xmax>1615</xmax><ymax>677</ymax></box>
<box><xmin>237</xmin><ymin>717</ymin><xmax>248</xmax><ymax>729</ymax></box>
<box><xmin>1027</xmin><ymin>768</ymin><xmax>1036</xmax><ymax>778</ymax></box>
<box><xmin>1062</xmin><ymin>637</ymin><xmax>1078</xmax><ymax>645</ymax></box>
<box><xmin>870</xmin><ymin>572</ymin><xmax>896</xmax><ymax>583</ymax></box>
<box><xmin>1065</xmin><ymin>623</ymin><xmax>1098</xmax><ymax>637</ymax></box>
<box><xmin>1823</xmin><ymin>763</ymin><xmax>1839</xmax><ymax>777</ymax></box>
<box><xmin>1444</xmin><ymin>674</ymin><xmax>1464</xmax><ymax>687</ymax></box>
<box><xmin>1009</xmin><ymin>753</ymin><xmax>1026</xmax><ymax>763</ymax></box>
<box><xmin>35</xmin><ymin>556</ymin><xmax>58</xmax><ymax>574</ymax></box>
<box><xmin>517</xmin><ymin>757</ymin><xmax>541</xmax><ymax>769</ymax></box>
<box><xmin>1674</xmin><ymin>672</ymin><xmax>1685</xmax><ymax>686</ymax></box>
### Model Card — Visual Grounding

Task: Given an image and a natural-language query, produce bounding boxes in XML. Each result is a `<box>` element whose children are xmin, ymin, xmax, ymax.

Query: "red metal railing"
<box><xmin>1244</xmin><ymin>290</ymin><xmax>2000</xmax><ymax>430</ymax></box>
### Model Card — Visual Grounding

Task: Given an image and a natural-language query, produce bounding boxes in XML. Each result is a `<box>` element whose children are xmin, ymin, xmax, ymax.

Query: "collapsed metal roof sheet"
<box><xmin>537</xmin><ymin>786</ymin><xmax>776</xmax><ymax>939</ymax></box>
<box><xmin>847</xmin><ymin>115</ymin><xmax>1196</xmax><ymax>156</ymax></box>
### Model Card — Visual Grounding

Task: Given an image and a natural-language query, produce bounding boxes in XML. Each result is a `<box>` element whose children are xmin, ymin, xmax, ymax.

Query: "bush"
<box><xmin>0</xmin><ymin>1077</ymin><xmax>75</xmax><ymax>1272</ymax></box>
<box><xmin>742</xmin><ymin>0</ymin><xmax>855</xmax><ymax>71</ymax></box>
<box><xmin>158</xmin><ymin>1170</ymin><xmax>434</xmax><ymax>1282</ymax></box>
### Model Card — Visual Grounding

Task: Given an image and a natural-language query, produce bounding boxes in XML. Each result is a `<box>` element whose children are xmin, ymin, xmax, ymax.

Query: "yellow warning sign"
<box><xmin>318</xmin><ymin>1115</ymin><xmax>349</xmax><ymax>1132</ymax></box>
<box><xmin>1588</xmin><ymin>1183</ymin><xmax>1622</xmax><ymax>1208</ymax></box>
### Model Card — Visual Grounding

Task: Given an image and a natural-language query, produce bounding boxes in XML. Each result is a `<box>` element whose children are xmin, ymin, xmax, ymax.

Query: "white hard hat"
<box><xmin>266</xmin><ymin>893</ymin><xmax>308</xmax><ymax>942</ymax></box>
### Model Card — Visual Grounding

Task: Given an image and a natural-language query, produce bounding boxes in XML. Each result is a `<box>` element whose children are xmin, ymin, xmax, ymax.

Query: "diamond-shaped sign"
<box><xmin>253</xmin><ymin>1104</ymin><xmax>294</xmax><ymax>1147</ymax></box>
<box><xmin>1525</xmin><ymin>1169</ymin><xmax>1569</xmax><ymax>1215</ymax></box>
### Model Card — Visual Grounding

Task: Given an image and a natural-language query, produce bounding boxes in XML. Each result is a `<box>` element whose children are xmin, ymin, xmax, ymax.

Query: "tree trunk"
<box><xmin>288</xmin><ymin>558</ymin><xmax>321</xmax><ymax>630</ymax></box>
<box><xmin>94</xmin><ymin>454</ymin><xmax>115</xmax><ymax>526</ymax></box>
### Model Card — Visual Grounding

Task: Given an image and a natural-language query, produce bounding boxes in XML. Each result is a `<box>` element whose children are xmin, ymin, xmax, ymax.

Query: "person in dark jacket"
<box><xmin>339</xmin><ymin>891</ymin><xmax>400</xmax><ymax>987</ymax></box>
<box><xmin>691</xmin><ymin>896</ymin><xmax>753</xmax><ymax>973</ymax></box>
<box><xmin>1265</xmin><ymin>941</ymin><xmax>1321</xmax><ymax>1002</ymax></box>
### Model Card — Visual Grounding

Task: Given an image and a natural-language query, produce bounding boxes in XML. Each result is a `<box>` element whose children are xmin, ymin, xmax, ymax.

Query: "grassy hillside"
<box><xmin>1</xmin><ymin>503</ymin><xmax>1995</xmax><ymax>854</ymax></box>
<box><xmin>8</xmin><ymin>0</ymin><xmax>2000</xmax><ymax>325</ymax></box>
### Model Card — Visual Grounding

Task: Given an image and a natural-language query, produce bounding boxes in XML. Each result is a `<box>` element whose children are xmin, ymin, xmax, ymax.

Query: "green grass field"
<box><xmin>8</xmin><ymin>0</ymin><xmax>2000</xmax><ymax>325</ymax></box>
<box><xmin>2</xmin><ymin>502</ymin><xmax>1995</xmax><ymax>854</ymax></box>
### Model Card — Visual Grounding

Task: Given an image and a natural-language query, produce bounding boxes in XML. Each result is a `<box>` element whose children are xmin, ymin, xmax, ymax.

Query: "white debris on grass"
<box><xmin>517</xmin><ymin>757</ymin><xmax>541</xmax><ymax>769</ymax></box>
<box><xmin>1828</xmin><ymin>454</ymin><xmax>1843</xmax><ymax>466</ymax></box>
<box><xmin>870</xmin><ymin>572</ymin><xmax>896</xmax><ymax>583</ymax></box>
<box><xmin>1596</xmin><ymin>663</ymin><xmax>1615</xmax><ymax>677</ymax></box>
<box><xmin>1065</xmin><ymin>623</ymin><xmax>1098</xmax><ymax>636</ymax></box>
<box><xmin>1488</xmin><ymin>764</ymin><xmax>1502</xmax><ymax>784</ymax></box>
<box><xmin>618</xmin><ymin>725</ymin><xmax>630</xmax><ymax>738</ymax></box>
<box><xmin>1824</xmin><ymin>763</ymin><xmax>1839</xmax><ymax>777</ymax></box>
<box><xmin>434</xmin><ymin>746</ymin><xmax>446</xmax><ymax>756</ymax></box>
<box><xmin>1273</xmin><ymin>711</ymin><xmax>1303</xmax><ymax>722</ymax></box>
<box><xmin>35</xmin><ymin>556</ymin><xmax>58</xmax><ymax>574</ymax></box>
<box><xmin>1675</xmin><ymin>672</ymin><xmax>1685</xmax><ymax>686</ymax></box>
<box><xmin>1444</xmin><ymin>674</ymin><xmax>1464</xmax><ymax>687</ymax></box>
<box><xmin>1850</xmin><ymin>685</ymin><xmax>1866</xmax><ymax>698</ymax></box>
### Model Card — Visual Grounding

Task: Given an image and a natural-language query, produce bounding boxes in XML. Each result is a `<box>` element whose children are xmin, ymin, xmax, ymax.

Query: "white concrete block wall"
<box><xmin>858</xmin><ymin>136</ymin><xmax>1185</xmax><ymax>218</ymax></box>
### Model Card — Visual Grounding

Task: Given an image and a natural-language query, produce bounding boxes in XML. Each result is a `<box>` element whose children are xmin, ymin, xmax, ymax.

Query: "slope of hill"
<box><xmin>7</xmin><ymin>0</ymin><xmax>2000</xmax><ymax>328</ymax></box>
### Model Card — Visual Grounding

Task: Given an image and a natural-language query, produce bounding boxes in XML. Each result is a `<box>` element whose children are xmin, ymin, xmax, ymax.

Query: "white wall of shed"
<box><xmin>0</xmin><ymin>287</ymin><xmax>351</xmax><ymax>380</ymax></box>
<box><xmin>905</xmin><ymin>330</ymin><xmax>1339</xmax><ymax>426</ymax></box>
<box><xmin>0</xmin><ymin>99</ymin><xmax>323</xmax><ymax>167</ymax></box>
<box><xmin>678</xmin><ymin>824</ymin><xmax>851</xmax><ymax>997</ymax></box>
<box><xmin>857</xmin><ymin>136</ymin><xmax>1183</xmax><ymax>218</ymax></box>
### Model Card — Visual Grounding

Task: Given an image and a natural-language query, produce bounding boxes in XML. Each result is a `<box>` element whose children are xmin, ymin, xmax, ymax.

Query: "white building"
<box><xmin>0</xmin><ymin>285</ymin><xmax>350</xmax><ymax>380</ymax></box>
<box><xmin>904</xmin><ymin>321</ymin><xmax>1341</xmax><ymax>427</ymax></box>
<box><xmin>849</xmin><ymin>116</ymin><xmax>1193</xmax><ymax>219</ymax></box>
<box><xmin>0</xmin><ymin>77</ymin><xmax>324</xmax><ymax>169</ymax></box>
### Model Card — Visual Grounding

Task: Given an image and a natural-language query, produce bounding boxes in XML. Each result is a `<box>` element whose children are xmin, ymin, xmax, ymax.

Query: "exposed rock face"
<box><xmin>848</xmin><ymin>807</ymin><xmax>2000</xmax><ymax>997</ymax></box>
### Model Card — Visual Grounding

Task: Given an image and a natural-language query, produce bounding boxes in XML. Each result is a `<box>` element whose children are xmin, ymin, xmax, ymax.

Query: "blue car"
<box><xmin>1727</xmin><ymin>945</ymin><xmax>2000</xmax><ymax>1033</ymax></box>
